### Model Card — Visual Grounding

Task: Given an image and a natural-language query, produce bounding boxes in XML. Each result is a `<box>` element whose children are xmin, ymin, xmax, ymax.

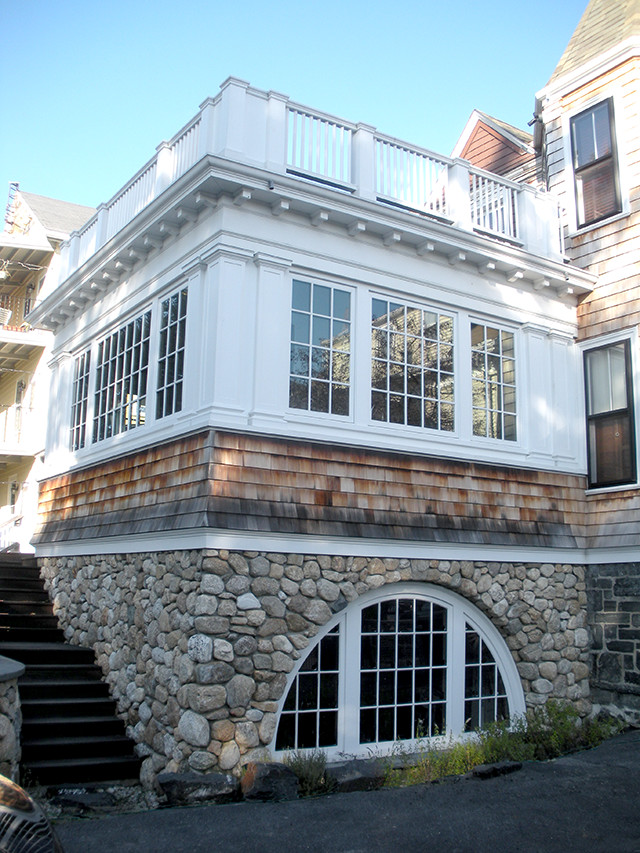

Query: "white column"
<box><xmin>250</xmin><ymin>253</ymin><xmax>292</xmax><ymax>427</ymax></box>
<box><xmin>447</xmin><ymin>159</ymin><xmax>473</xmax><ymax>232</ymax></box>
<box><xmin>352</xmin><ymin>123</ymin><xmax>376</xmax><ymax>200</ymax></box>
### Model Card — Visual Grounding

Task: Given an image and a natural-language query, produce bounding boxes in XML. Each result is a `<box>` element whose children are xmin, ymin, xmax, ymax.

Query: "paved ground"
<box><xmin>54</xmin><ymin>729</ymin><xmax>640</xmax><ymax>853</ymax></box>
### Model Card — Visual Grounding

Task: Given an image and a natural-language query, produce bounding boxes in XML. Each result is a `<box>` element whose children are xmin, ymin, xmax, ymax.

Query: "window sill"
<box><xmin>568</xmin><ymin>210</ymin><xmax>628</xmax><ymax>239</ymax></box>
<box><xmin>585</xmin><ymin>481</ymin><xmax>640</xmax><ymax>496</ymax></box>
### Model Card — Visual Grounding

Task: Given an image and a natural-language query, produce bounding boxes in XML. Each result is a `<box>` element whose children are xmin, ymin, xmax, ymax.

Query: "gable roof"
<box><xmin>549</xmin><ymin>0</ymin><xmax>640</xmax><ymax>84</ymax></box>
<box><xmin>19</xmin><ymin>192</ymin><xmax>95</xmax><ymax>238</ymax></box>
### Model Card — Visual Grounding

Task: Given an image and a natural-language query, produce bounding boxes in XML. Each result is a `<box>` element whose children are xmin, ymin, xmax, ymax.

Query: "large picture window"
<box><xmin>571</xmin><ymin>99</ymin><xmax>621</xmax><ymax>228</ymax></box>
<box><xmin>471</xmin><ymin>323</ymin><xmax>516</xmax><ymax>441</ymax></box>
<box><xmin>93</xmin><ymin>311</ymin><xmax>151</xmax><ymax>442</ymax></box>
<box><xmin>274</xmin><ymin>585</ymin><xmax>523</xmax><ymax>757</ymax></box>
<box><xmin>371</xmin><ymin>299</ymin><xmax>454</xmax><ymax>431</ymax></box>
<box><xmin>584</xmin><ymin>340</ymin><xmax>636</xmax><ymax>488</ymax></box>
<box><xmin>289</xmin><ymin>278</ymin><xmax>351</xmax><ymax>416</ymax></box>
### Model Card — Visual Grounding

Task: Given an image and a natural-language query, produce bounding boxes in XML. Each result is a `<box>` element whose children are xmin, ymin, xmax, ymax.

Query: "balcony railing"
<box><xmin>58</xmin><ymin>78</ymin><xmax>564</xmax><ymax>284</ymax></box>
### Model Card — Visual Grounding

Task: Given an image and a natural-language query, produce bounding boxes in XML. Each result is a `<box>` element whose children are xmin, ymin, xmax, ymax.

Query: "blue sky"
<box><xmin>2</xmin><ymin>1</ymin><xmax>587</xmax><ymax>212</ymax></box>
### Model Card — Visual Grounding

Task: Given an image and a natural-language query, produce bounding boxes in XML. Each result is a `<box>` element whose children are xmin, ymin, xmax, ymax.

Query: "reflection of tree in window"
<box><xmin>371</xmin><ymin>299</ymin><xmax>454</xmax><ymax>431</ymax></box>
<box><xmin>289</xmin><ymin>279</ymin><xmax>350</xmax><ymax>416</ymax></box>
<box><xmin>471</xmin><ymin>323</ymin><xmax>516</xmax><ymax>441</ymax></box>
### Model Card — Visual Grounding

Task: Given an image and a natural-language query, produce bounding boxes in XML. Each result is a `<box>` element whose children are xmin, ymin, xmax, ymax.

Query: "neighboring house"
<box><xmin>532</xmin><ymin>0</ymin><xmax>640</xmax><ymax>723</ymax></box>
<box><xmin>26</xmin><ymin>0</ymin><xmax>634</xmax><ymax>783</ymax></box>
<box><xmin>0</xmin><ymin>186</ymin><xmax>94</xmax><ymax>551</ymax></box>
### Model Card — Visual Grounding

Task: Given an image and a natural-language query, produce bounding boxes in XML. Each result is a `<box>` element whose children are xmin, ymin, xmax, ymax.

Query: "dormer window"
<box><xmin>571</xmin><ymin>99</ymin><xmax>621</xmax><ymax>228</ymax></box>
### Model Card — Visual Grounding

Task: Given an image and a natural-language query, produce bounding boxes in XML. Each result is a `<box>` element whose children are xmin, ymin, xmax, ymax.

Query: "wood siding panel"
<box><xmin>34</xmin><ymin>430</ymin><xmax>589</xmax><ymax>550</ymax></box>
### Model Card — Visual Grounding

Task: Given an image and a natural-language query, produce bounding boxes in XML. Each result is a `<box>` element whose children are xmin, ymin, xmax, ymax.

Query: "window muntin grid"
<box><xmin>471</xmin><ymin>323</ymin><xmax>516</xmax><ymax>441</ymax></box>
<box><xmin>156</xmin><ymin>287</ymin><xmax>188</xmax><ymax>419</ymax></box>
<box><xmin>274</xmin><ymin>587</ymin><xmax>521</xmax><ymax>757</ymax></box>
<box><xmin>464</xmin><ymin>623</ymin><xmax>509</xmax><ymax>731</ymax></box>
<box><xmin>70</xmin><ymin>349</ymin><xmax>91</xmax><ymax>451</ymax></box>
<box><xmin>371</xmin><ymin>299</ymin><xmax>454</xmax><ymax>431</ymax></box>
<box><xmin>359</xmin><ymin>598</ymin><xmax>447</xmax><ymax>743</ymax></box>
<box><xmin>289</xmin><ymin>278</ymin><xmax>351</xmax><ymax>416</ymax></box>
<box><xmin>93</xmin><ymin>311</ymin><xmax>151</xmax><ymax>442</ymax></box>
<box><xmin>275</xmin><ymin>625</ymin><xmax>340</xmax><ymax>750</ymax></box>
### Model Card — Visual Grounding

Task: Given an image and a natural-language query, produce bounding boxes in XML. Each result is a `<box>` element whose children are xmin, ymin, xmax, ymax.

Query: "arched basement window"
<box><xmin>274</xmin><ymin>584</ymin><xmax>525</xmax><ymax>757</ymax></box>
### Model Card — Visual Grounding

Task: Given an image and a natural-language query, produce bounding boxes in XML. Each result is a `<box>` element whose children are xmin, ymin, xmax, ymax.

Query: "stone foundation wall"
<box><xmin>0</xmin><ymin>657</ymin><xmax>25</xmax><ymax>782</ymax></box>
<box><xmin>587</xmin><ymin>562</ymin><xmax>640</xmax><ymax>724</ymax></box>
<box><xmin>40</xmin><ymin>551</ymin><xmax>591</xmax><ymax>783</ymax></box>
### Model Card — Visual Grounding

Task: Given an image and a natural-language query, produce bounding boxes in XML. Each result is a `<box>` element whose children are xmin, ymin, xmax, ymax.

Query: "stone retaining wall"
<box><xmin>39</xmin><ymin>551</ymin><xmax>591</xmax><ymax>783</ymax></box>
<box><xmin>0</xmin><ymin>656</ymin><xmax>25</xmax><ymax>782</ymax></box>
<box><xmin>587</xmin><ymin>562</ymin><xmax>640</xmax><ymax>724</ymax></box>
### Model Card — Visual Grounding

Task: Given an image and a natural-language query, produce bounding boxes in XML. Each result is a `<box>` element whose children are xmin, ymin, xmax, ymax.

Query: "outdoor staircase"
<box><xmin>0</xmin><ymin>554</ymin><xmax>141</xmax><ymax>786</ymax></box>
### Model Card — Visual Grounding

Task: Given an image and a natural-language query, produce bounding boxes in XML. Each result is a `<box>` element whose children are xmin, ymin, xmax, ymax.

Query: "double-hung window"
<box><xmin>570</xmin><ymin>99</ymin><xmax>621</xmax><ymax>228</ymax></box>
<box><xmin>584</xmin><ymin>340</ymin><xmax>636</xmax><ymax>488</ymax></box>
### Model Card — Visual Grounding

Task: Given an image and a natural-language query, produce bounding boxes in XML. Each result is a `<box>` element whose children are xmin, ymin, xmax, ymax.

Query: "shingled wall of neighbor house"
<box><xmin>34</xmin><ymin>429</ymin><xmax>587</xmax><ymax>549</ymax></box>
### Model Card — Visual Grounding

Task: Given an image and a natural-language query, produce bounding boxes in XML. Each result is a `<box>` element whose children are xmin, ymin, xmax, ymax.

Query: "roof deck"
<box><xmin>41</xmin><ymin>78</ymin><xmax>594</xmax><ymax>325</ymax></box>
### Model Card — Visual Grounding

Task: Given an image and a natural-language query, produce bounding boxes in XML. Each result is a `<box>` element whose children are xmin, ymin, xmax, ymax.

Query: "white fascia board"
<box><xmin>32</xmin><ymin>526</ymin><xmax>630</xmax><ymax>567</ymax></box>
<box><xmin>537</xmin><ymin>37</ymin><xmax>640</xmax><ymax>103</ymax></box>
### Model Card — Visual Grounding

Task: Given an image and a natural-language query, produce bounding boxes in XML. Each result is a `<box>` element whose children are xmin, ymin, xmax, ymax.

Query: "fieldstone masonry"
<box><xmin>0</xmin><ymin>661</ymin><xmax>24</xmax><ymax>782</ymax></box>
<box><xmin>39</xmin><ymin>551</ymin><xmax>591</xmax><ymax>784</ymax></box>
<box><xmin>587</xmin><ymin>562</ymin><xmax>640</xmax><ymax>724</ymax></box>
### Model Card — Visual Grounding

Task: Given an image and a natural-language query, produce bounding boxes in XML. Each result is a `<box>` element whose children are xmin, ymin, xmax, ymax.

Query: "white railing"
<box><xmin>168</xmin><ymin>117</ymin><xmax>201</xmax><ymax>183</ymax></box>
<box><xmin>375</xmin><ymin>135</ymin><xmax>449</xmax><ymax>217</ymax></box>
<box><xmin>56</xmin><ymin>79</ymin><xmax>563</xmax><ymax>285</ymax></box>
<box><xmin>106</xmin><ymin>160</ymin><xmax>158</xmax><ymax>242</ymax></box>
<box><xmin>469</xmin><ymin>169</ymin><xmax>519</xmax><ymax>241</ymax></box>
<box><xmin>286</xmin><ymin>107</ymin><xmax>353</xmax><ymax>185</ymax></box>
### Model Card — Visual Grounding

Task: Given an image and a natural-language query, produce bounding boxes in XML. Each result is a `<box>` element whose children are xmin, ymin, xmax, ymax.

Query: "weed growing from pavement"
<box><xmin>283</xmin><ymin>748</ymin><xmax>338</xmax><ymax>797</ymax></box>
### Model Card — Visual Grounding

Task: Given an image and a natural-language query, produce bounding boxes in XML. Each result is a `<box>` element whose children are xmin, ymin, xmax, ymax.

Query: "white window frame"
<box><xmin>271</xmin><ymin>583</ymin><xmax>525</xmax><ymax>760</ymax></box>
<box><xmin>369</xmin><ymin>294</ymin><xmax>456</xmax><ymax>434</ymax></box>
<box><xmin>288</xmin><ymin>276</ymin><xmax>353</xmax><ymax>419</ymax></box>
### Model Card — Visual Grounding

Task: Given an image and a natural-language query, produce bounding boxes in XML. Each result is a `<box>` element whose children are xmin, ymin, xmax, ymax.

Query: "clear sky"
<box><xmin>2</xmin><ymin>0</ymin><xmax>588</xmax><ymax>213</ymax></box>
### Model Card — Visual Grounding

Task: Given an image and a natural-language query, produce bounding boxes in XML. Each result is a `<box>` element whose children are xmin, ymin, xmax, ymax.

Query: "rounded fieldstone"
<box><xmin>219</xmin><ymin>740</ymin><xmax>241</xmax><ymax>770</ymax></box>
<box><xmin>188</xmin><ymin>751</ymin><xmax>217</xmax><ymax>772</ymax></box>
<box><xmin>187</xmin><ymin>684</ymin><xmax>227</xmax><ymax>713</ymax></box>
<box><xmin>226</xmin><ymin>675</ymin><xmax>255</xmax><ymax>709</ymax></box>
<box><xmin>188</xmin><ymin>634</ymin><xmax>213</xmax><ymax>663</ymax></box>
<box><xmin>304</xmin><ymin>599</ymin><xmax>332</xmax><ymax>625</ymax></box>
<box><xmin>235</xmin><ymin>721</ymin><xmax>259</xmax><ymax>750</ymax></box>
<box><xmin>226</xmin><ymin>576</ymin><xmax>251</xmax><ymax>596</ymax></box>
<box><xmin>262</xmin><ymin>596</ymin><xmax>286</xmax><ymax>618</ymax></box>
<box><xmin>234</xmin><ymin>636</ymin><xmax>258</xmax><ymax>656</ymax></box>
<box><xmin>212</xmin><ymin>719</ymin><xmax>236</xmax><ymax>742</ymax></box>
<box><xmin>531</xmin><ymin>678</ymin><xmax>554</xmax><ymax>694</ymax></box>
<box><xmin>201</xmin><ymin>575</ymin><xmax>224</xmax><ymax>595</ymax></box>
<box><xmin>213</xmin><ymin>639</ymin><xmax>234</xmax><ymax>662</ymax></box>
<box><xmin>250</xmin><ymin>557</ymin><xmax>270</xmax><ymax>577</ymax></box>
<box><xmin>237</xmin><ymin>593</ymin><xmax>261</xmax><ymax>610</ymax></box>
<box><xmin>178</xmin><ymin>710</ymin><xmax>210</xmax><ymax>747</ymax></box>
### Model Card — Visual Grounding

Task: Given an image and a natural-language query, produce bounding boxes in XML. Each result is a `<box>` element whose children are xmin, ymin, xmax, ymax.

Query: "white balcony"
<box><xmin>55</xmin><ymin>78</ymin><xmax>569</xmax><ymax>288</ymax></box>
